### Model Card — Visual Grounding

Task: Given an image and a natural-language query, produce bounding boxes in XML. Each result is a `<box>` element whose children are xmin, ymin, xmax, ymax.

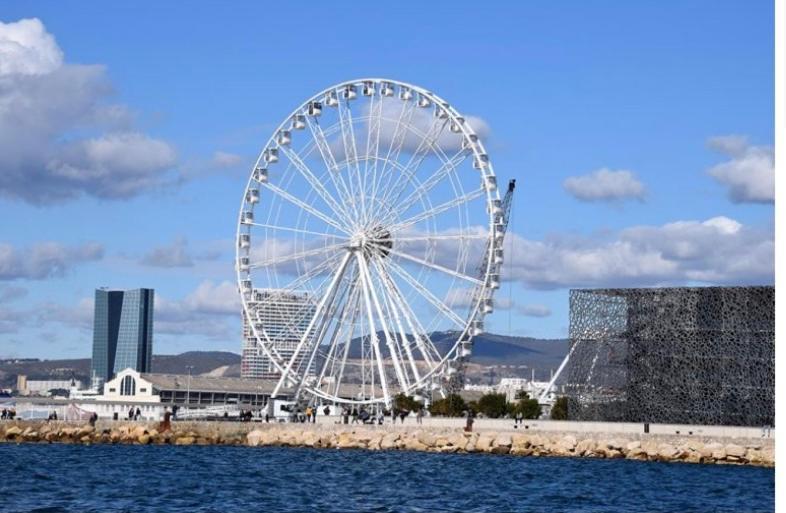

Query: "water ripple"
<box><xmin>0</xmin><ymin>445</ymin><xmax>774</xmax><ymax>513</ymax></box>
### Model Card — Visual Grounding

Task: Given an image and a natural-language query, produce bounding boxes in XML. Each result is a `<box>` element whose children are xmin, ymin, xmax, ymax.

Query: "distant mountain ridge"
<box><xmin>0</xmin><ymin>334</ymin><xmax>568</xmax><ymax>388</ymax></box>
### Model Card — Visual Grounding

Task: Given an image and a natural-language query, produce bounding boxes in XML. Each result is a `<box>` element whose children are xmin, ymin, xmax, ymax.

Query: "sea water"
<box><xmin>0</xmin><ymin>444</ymin><xmax>774</xmax><ymax>513</ymax></box>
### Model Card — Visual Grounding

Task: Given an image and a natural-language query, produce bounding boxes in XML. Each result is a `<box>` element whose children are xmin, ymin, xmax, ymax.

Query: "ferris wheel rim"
<box><xmin>236</xmin><ymin>78</ymin><xmax>502</xmax><ymax>405</ymax></box>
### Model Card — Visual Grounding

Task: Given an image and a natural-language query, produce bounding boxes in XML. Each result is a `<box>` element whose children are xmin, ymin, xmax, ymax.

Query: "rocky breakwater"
<box><xmin>1</xmin><ymin>421</ymin><xmax>774</xmax><ymax>467</ymax></box>
<box><xmin>0</xmin><ymin>421</ymin><xmax>253</xmax><ymax>447</ymax></box>
<box><xmin>245</xmin><ymin>427</ymin><xmax>775</xmax><ymax>467</ymax></box>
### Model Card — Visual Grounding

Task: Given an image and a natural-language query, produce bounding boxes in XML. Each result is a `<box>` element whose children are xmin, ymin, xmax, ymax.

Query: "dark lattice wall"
<box><xmin>562</xmin><ymin>286</ymin><xmax>774</xmax><ymax>426</ymax></box>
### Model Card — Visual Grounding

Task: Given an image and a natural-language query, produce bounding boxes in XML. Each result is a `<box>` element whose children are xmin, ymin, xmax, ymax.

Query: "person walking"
<box><xmin>135</xmin><ymin>407</ymin><xmax>142</xmax><ymax>421</ymax></box>
<box><xmin>305</xmin><ymin>406</ymin><xmax>313</xmax><ymax>423</ymax></box>
<box><xmin>128</xmin><ymin>407</ymin><xmax>135</xmax><ymax>420</ymax></box>
<box><xmin>416</xmin><ymin>407</ymin><xmax>424</xmax><ymax>425</ymax></box>
<box><xmin>351</xmin><ymin>407</ymin><xmax>359</xmax><ymax>424</ymax></box>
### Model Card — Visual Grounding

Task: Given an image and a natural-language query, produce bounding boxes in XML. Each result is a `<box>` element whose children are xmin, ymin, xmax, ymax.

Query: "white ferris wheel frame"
<box><xmin>236</xmin><ymin>78</ymin><xmax>503</xmax><ymax>407</ymax></box>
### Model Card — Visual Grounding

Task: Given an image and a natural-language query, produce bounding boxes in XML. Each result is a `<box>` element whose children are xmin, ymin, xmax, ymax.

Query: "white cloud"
<box><xmin>563</xmin><ymin>169</ymin><xmax>646</xmax><ymax>202</ymax></box>
<box><xmin>155</xmin><ymin>281</ymin><xmax>240</xmax><ymax>339</ymax></box>
<box><xmin>517</xmin><ymin>304</ymin><xmax>552</xmax><ymax>318</ymax></box>
<box><xmin>0</xmin><ymin>18</ymin><xmax>179</xmax><ymax>203</ymax></box>
<box><xmin>706</xmin><ymin>135</ymin><xmax>773</xmax><ymax>204</ymax></box>
<box><xmin>140</xmin><ymin>237</ymin><xmax>194</xmax><ymax>268</ymax></box>
<box><xmin>0</xmin><ymin>18</ymin><xmax>62</xmax><ymax>75</ymax></box>
<box><xmin>500</xmin><ymin>216</ymin><xmax>772</xmax><ymax>289</ymax></box>
<box><xmin>0</xmin><ymin>241</ymin><xmax>103</xmax><ymax>280</ymax></box>
<box><xmin>211</xmin><ymin>151</ymin><xmax>243</xmax><ymax>169</ymax></box>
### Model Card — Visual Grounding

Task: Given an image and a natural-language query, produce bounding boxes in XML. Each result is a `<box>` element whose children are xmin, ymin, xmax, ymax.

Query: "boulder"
<box><xmin>700</xmin><ymin>442</ymin><xmax>723</xmax><ymax>459</ymax></box>
<box><xmin>175</xmin><ymin>436</ymin><xmax>195</xmax><ymax>446</ymax></box>
<box><xmin>725</xmin><ymin>444</ymin><xmax>746</xmax><ymax>458</ymax></box>
<box><xmin>138</xmin><ymin>434</ymin><xmax>151</xmax><ymax>445</ymax></box>
<box><xmin>626</xmin><ymin>448</ymin><xmax>648</xmax><ymax>461</ymax></box>
<box><xmin>574</xmin><ymin>439</ymin><xmax>595</xmax><ymax>456</ymax></box>
<box><xmin>625</xmin><ymin>441</ymin><xmax>641</xmax><ymax>452</ymax></box>
<box><xmin>246</xmin><ymin>430</ymin><xmax>265</xmax><ymax>447</ymax></box>
<box><xmin>448</xmin><ymin>433</ymin><xmax>468</xmax><ymax>451</ymax></box>
<box><xmin>475</xmin><ymin>432</ymin><xmax>496</xmax><ymax>452</ymax></box>
<box><xmin>417</xmin><ymin>431</ymin><xmax>436</xmax><ymax>448</ymax></box>
<box><xmin>559</xmin><ymin>435</ymin><xmax>577</xmax><ymax>450</ymax></box>
<box><xmin>657</xmin><ymin>444</ymin><xmax>679</xmax><ymax>460</ymax></box>
<box><xmin>380</xmin><ymin>432</ymin><xmax>399</xmax><ymax>450</ymax></box>
<box><xmin>4</xmin><ymin>426</ymin><xmax>22</xmax><ymax>439</ymax></box>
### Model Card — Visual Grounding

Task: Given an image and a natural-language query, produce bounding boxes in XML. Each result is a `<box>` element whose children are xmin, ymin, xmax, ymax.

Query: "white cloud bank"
<box><xmin>563</xmin><ymin>169</ymin><xmax>646</xmax><ymax>202</ymax></box>
<box><xmin>502</xmin><ymin>216</ymin><xmax>772</xmax><ymax>289</ymax></box>
<box><xmin>0</xmin><ymin>241</ymin><xmax>103</xmax><ymax>280</ymax></box>
<box><xmin>0</xmin><ymin>18</ymin><xmax>178</xmax><ymax>203</ymax></box>
<box><xmin>706</xmin><ymin>135</ymin><xmax>773</xmax><ymax>204</ymax></box>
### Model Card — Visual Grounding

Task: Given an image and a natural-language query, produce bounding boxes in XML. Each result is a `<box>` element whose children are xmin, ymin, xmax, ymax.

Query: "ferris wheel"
<box><xmin>237</xmin><ymin>78</ymin><xmax>504</xmax><ymax>407</ymax></box>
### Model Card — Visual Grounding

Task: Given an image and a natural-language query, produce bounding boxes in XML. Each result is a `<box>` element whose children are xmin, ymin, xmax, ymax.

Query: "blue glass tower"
<box><xmin>91</xmin><ymin>288</ymin><xmax>154</xmax><ymax>387</ymax></box>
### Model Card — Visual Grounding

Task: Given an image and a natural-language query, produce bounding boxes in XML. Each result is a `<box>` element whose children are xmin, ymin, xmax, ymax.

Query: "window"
<box><xmin>109</xmin><ymin>388</ymin><xmax>116</xmax><ymax>393</ymax></box>
<box><xmin>120</xmin><ymin>375</ymin><xmax>136</xmax><ymax>396</ymax></box>
<box><xmin>140</xmin><ymin>388</ymin><xmax>147</xmax><ymax>392</ymax></box>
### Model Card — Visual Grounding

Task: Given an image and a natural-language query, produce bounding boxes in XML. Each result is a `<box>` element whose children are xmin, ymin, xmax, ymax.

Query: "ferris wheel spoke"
<box><xmin>372</xmin><ymin>258</ymin><xmax>440</xmax><ymax>372</ymax></box>
<box><xmin>276</xmin><ymin>144</ymin><xmax>355</xmax><ymax>228</ymax></box>
<box><xmin>370</xmin><ymin>242</ymin><xmax>482</xmax><ymax>286</ymax></box>
<box><xmin>335</xmin><ymin>97</ymin><xmax>364</xmax><ymax>214</ymax></box>
<box><xmin>378</xmin><ymin>117</ymin><xmax>451</xmax><ymax>214</ymax></box>
<box><xmin>249</xmin><ymin>241</ymin><xmax>347</xmax><ymax>269</ymax></box>
<box><xmin>247</xmin><ymin>222</ymin><xmax>347</xmax><ymax>239</ymax></box>
<box><xmin>384</xmin><ymin>258</ymin><xmax>466</xmax><ymax>329</ymax></box>
<box><xmin>355</xmin><ymin>252</ymin><xmax>391</xmax><ymax>404</ymax></box>
<box><xmin>261</xmin><ymin>182</ymin><xmax>351</xmax><ymax>234</ymax></box>
<box><xmin>384</xmin><ymin>150</ymin><xmax>470</xmax><ymax>225</ymax></box>
<box><xmin>304</xmin><ymin>114</ymin><xmax>359</xmax><ymax>225</ymax></box>
<box><xmin>387</xmin><ymin>188</ymin><xmax>485</xmax><ymax>234</ymax></box>
<box><xmin>370</xmin><ymin>99</ymin><xmax>418</xmax><ymax>217</ymax></box>
<box><xmin>386</xmin><ymin>233</ymin><xmax>488</xmax><ymax>243</ymax></box>
<box><xmin>272</xmin><ymin>251</ymin><xmax>353</xmax><ymax>397</ymax></box>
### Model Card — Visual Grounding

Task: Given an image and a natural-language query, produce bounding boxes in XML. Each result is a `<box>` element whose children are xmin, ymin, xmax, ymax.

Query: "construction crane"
<box><xmin>446</xmin><ymin>179</ymin><xmax>516</xmax><ymax>394</ymax></box>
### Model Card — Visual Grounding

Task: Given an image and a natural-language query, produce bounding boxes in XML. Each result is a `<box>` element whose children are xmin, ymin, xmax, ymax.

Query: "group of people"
<box><xmin>1</xmin><ymin>408</ymin><xmax>16</xmax><ymax>420</ymax></box>
<box><xmin>336</xmin><ymin>406</ymin><xmax>425</xmax><ymax>425</ymax></box>
<box><xmin>127</xmin><ymin>406</ymin><xmax>142</xmax><ymax>421</ymax></box>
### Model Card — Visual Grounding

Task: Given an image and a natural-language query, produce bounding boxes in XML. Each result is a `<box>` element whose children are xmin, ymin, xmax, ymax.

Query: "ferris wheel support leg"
<box><xmin>358</xmin><ymin>254</ymin><xmax>410</xmax><ymax>392</ymax></box>
<box><xmin>355</xmin><ymin>252</ymin><xmax>393</xmax><ymax>407</ymax></box>
<box><xmin>272</xmin><ymin>250</ymin><xmax>353</xmax><ymax>399</ymax></box>
<box><xmin>538</xmin><ymin>339</ymin><xmax>580</xmax><ymax>404</ymax></box>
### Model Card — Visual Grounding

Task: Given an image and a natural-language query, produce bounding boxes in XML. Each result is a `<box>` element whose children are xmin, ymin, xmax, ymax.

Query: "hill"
<box><xmin>0</xmin><ymin>333</ymin><xmax>568</xmax><ymax>388</ymax></box>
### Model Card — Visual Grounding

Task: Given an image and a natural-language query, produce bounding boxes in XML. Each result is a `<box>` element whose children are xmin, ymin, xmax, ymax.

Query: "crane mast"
<box><xmin>446</xmin><ymin>179</ymin><xmax>516</xmax><ymax>394</ymax></box>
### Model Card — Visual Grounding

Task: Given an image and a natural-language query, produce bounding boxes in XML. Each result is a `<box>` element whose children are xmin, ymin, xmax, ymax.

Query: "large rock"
<box><xmin>725</xmin><ymin>444</ymin><xmax>746</xmax><ymax>458</ymax></box>
<box><xmin>4</xmin><ymin>426</ymin><xmax>22</xmax><ymax>439</ymax></box>
<box><xmin>380</xmin><ymin>432</ymin><xmax>399</xmax><ymax>450</ymax></box>
<box><xmin>417</xmin><ymin>431</ymin><xmax>436</xmax><ymax>448</ymax></box>
<box><xmin>491</xmin><ymin>434</ymin><xmax>512</xmax><ymax>454</ymax></box>
<box><xmin>247</xmin><ymin>430</ymin><xmax>265</xmax><ymax>447</ymax></box>
<box><xmin>475</xmin><ymin>432</ymin><xmax>496</xmax><ymax>452</ymax></box>
<box><xmin>657</xmin><ymin>444</ymin><xmax>679</xmax><ymax>460</ymax></box>
<box><xmin>175</xmin><ymin>436</ymin><xmax>195</xmax><ymax>446</ymax></box>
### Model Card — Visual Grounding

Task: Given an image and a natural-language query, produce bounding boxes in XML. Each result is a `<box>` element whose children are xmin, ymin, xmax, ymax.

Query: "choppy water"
<box><xmin>0</xmin><ymin>444</ymin><xmax>774</xmax><ymax>513</ymax></box>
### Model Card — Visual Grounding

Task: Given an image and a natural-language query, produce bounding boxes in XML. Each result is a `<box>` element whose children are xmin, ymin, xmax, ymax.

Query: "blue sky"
<box><xmin>0</xmin><ymin>1</ymin><xmax>774</xmax><ymax>359</ymax></box>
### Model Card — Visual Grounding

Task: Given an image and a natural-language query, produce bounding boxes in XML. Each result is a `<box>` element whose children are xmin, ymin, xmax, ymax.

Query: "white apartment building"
<box><xmin>241</xmin><ymin>289</ymin><xmax>317</xmax><ymax>380</ymax></box>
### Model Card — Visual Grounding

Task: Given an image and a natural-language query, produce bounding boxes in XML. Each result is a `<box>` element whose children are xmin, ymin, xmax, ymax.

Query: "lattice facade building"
<box><xmin>561</xmin><ymin>286</ymin><xmax>774</xmax><ymax>426</ymax></box>
<box><xmin>241</xmin><ymin>289</ymin><xmax>317</xmax><ymax>380</ymax></box>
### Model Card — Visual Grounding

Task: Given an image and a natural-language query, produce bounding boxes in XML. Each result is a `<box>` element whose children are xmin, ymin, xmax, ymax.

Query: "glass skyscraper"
<box><xmin>91</xmin><ymin>288</ymin><xmax>154</xmax><ymax>387</ymax></box>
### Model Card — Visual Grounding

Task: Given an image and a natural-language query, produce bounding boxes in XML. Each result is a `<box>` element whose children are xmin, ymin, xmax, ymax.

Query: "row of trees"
<box><xmin>428</xmin><ymin>391</ymin><xmax>539</xmax><ymax>419</ymax></box>
<box><xmin>389</xmin><ymin>391</ymin><xmax>570</xmax><ymax>420</ymax></box>
<box><xmin>427</xmin><ymin>392</ymin><xmax>570</xmax><ymax>420</ymax></box>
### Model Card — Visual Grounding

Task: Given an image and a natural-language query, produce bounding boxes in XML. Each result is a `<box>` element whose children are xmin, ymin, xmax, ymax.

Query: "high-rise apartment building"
<box><xmin>91</xmin><ymin>288</ymin><xmax>154</xmax><ymax>388</ymax></box>
<box><xmin>241</xmin><ymin>289</ymin><xmax>317</xmax><ymax>380</ymax></box>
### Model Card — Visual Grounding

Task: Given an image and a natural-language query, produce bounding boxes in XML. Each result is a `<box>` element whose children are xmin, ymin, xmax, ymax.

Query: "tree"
<box><xmin>476</xmin><ymin>393</ymin><xmax>509</xmax><ymax>418</ymax></box>
<box><xmin>428</xmin><ymin>394</ymin><xmax>467</xmax><ymax>417</ymax></box>
<box><xmin>393</xmin><ymin>393</ymin><xmax>422</xmax><ymax>413</ymax></box>
<box><xmin>512</xmin><ymin>391</ymin><xmax>541</xmax><ymax>419</ymax></box>
<box><xmin>551</xmin><ymin>396</ymin><xmax>569</xmax><ymax>420</ymax></box>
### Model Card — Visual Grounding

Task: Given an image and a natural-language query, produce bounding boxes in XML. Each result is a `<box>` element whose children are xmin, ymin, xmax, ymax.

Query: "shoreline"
<box><xmin>0</xmin><ymin>420</ymin><xmax>774</xmax><ymax>467</ymax></box>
